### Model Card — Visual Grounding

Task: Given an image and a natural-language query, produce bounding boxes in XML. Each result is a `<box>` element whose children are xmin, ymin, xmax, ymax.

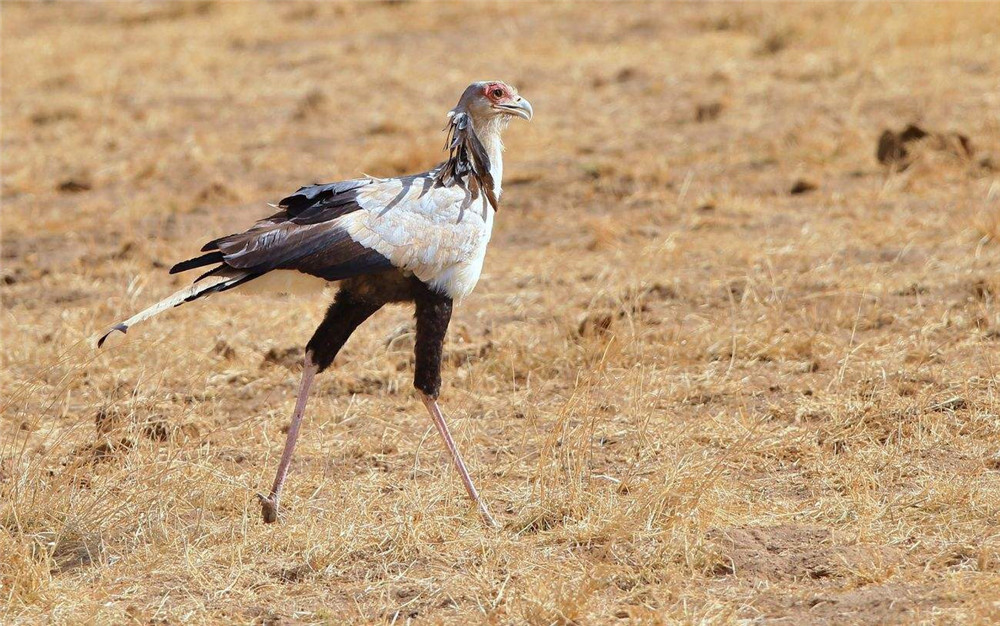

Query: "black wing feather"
<box><xmin>435</xmin><ymin>112</ymin><xmax>498</xmax><ymax>211</ymax></box>
<box><xmin>279</xmin><ymin>179</ymin><xmax>372</xmax><ymax>216</ymax></box>
<box><xmin>172</xmin><ymin>177</ymin><xmax>391</xmax><ymax>283</ymax></box>
<box><xmin>169</xmin><ymin>251</ymin><xmax>224</xmax><ymax>274</ymax></box>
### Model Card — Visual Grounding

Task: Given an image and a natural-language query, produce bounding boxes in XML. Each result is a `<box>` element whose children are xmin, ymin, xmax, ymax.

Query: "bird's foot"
<box><xmin>257</xmin><ymin>493</ymin><xmax>280</xmax><ymax>524</ymax></box>
<box><xmin>479</xmin><ymin>505</ymin><xmax>501</xmax><ymax>530</ymax></box>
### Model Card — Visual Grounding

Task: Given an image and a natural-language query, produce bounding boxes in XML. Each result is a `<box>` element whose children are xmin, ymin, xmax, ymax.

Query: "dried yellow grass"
<box><xmin>4</xmin><ymin>2</ymin><xmax>1000</xmax><ymax>623</ymax></box>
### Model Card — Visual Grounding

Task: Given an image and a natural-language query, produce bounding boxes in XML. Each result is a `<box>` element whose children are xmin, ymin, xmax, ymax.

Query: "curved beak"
<box><xmin>497</xmin><ymin>97</ymin><xmax>533</xmax><ymax>121</ymax></box>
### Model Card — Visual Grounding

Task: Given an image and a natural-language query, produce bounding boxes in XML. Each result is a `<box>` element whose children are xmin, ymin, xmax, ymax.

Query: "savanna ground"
<box><xmin>3</xmin><ymin>2</ymin><xmax>1000</xmax><ymax>623</ymax></box>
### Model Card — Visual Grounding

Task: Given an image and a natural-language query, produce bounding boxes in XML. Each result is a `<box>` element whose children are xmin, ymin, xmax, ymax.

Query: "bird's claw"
<box><xmin>257</xmin><ymin>493</ymin><xmax>280</xmax><ymax>524</ymax></box>
<box><xmin>480</xmin><ymin>508</ymin><xmax>501</xmax><ymax>530</ymax></box>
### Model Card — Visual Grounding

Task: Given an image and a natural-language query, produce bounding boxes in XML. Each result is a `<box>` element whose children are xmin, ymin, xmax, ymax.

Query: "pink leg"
<box><xmin>420</xmin><ymin>393</ymin><xmax>499</xmax><ymax>528</ymax></box>
<box><xmin>259</xmin><ymin>353</ymin><xmax>318</xmax><ymax>523</ymax></box>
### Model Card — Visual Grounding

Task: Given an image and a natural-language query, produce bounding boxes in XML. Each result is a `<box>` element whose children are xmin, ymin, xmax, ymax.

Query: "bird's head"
<box><xmin>452</xmin><ymin>81</ymin><xmax>533</xmax><ymax>127</ymax></box>
<box><xmin>438</xmin><ymin>81</ymin><xmax>531</xmax><ymax>209</ymax></box>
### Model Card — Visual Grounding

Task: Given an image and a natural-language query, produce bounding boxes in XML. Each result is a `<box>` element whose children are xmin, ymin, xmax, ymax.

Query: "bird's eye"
<box><xmin>491</xmin><ymin>88</ymin><xmax>504</xmax><ymax>98</ymax></box>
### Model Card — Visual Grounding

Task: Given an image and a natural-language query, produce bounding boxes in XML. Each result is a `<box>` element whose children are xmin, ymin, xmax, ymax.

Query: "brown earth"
<box><xmin>4</xmin><ymin>2</ymin><xmax>1000</xmax><ymax>624</ymax></box>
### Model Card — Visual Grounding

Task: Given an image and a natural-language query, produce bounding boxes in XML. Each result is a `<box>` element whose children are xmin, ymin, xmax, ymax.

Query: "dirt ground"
<box><xmin>3</xmin><ymin>2</ymin><xmax>1000</xmax><ymax>624</ymax></box>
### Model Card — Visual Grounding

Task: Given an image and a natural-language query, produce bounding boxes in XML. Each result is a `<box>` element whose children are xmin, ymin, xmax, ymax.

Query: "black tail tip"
<box><xmin>97</xmin><ymin>324</ymin><xmax>128</xmax><ymax>348</ymax></box>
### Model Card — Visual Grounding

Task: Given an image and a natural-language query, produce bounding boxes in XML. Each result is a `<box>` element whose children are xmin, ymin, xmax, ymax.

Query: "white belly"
<box><xmin>427</xmin><ymin>228</ymin><xmax>491</xmax><ymax>300</ymax></box>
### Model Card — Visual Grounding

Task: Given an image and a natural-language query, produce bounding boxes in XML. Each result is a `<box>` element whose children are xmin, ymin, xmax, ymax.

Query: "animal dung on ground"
<box><xmin>877</xmin><ymin>123</ymin><xmax>975</xmax><ymax>168</ymax></box>
<box><xmin>94</xmin><ymin>406</ymin><xmax>126</xmax><ymax>437</ymax></box>
<box><xmin>213</xmin><ymin>339</ymin><xmax>237</xmax><ymax>360</ymax></box>
<box><xmin>196</xmin><ymin>181</ymin><xmax>239</xmax><ymax>205</ymax></box>
<box><xmin>592</xmin><ymin>66</ymin><xmax>640</xmax><ymax>88</ymax></box>
<box><xmin>291</xmin><ymin>88</ymin><xmax>328</xmax><ymax>121</ymax></box>
<box><xmin>877</xmin><ymin>130</ymin><xmax>907</xmax><ymax>165</ymax></box>
<box><xmin>57</xmin><ymin>178</ymin><xmax>92</xmax><ymax>193</ymax></box>
<box><xmin>578</xmin><ymin>311</ymin><xmax>616</xmax><ymax>337</ymax></box>
<box><xmin>695</xmin><ymin>101</ymin><xmax>724</xmax><ymax>122</ymax></box>
<box><xmin>789</xmin><ymin>179</ymin><xmax>818</xmax><ymax>195</ymax></box>
<box><xmin>261</xmin><ymin>346</ymin><xmax>304</xmax><ymax>370</ymax></box>
<box><xmin>942</xmin><ymin>132</ymin><xmax>974</xmax><ymax>158</ymax></box>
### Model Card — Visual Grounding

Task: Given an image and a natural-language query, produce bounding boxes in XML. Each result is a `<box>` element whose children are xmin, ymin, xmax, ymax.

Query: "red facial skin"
<box><xmin>484</xmin><ymin>83</ymin><xmax>512</xmax><ymax>103</ymax></box>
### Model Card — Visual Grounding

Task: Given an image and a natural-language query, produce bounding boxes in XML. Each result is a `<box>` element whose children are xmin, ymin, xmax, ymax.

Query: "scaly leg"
<box><xmin>258</xmin><ymin>288</ymin><xmax>384</xmax><ymax>523</ymax></box>
<box><xmin>420</xmin><ymin>393</ymin><xmax>499</xmax><ymax>528</ymax></box>
<box><xmin>259</xmin><ymin>352</ymin><xmax>318</xmax><ymax>523</ymax></box>
<box><xmin>414</xmin><ymin>283</ymin><xmax>498</xmax><ymax>528</ymax></box>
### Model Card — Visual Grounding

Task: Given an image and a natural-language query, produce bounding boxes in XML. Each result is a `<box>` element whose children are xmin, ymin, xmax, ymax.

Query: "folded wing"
<box><xmin>173</xmin><ymin>178</ymin><xmax>392</xmax><ymax>283</ymax></box>
<box><xmin>171</xmin><ymin>172</ymin><xmax>492</xmax><ymax>296</ymax></box>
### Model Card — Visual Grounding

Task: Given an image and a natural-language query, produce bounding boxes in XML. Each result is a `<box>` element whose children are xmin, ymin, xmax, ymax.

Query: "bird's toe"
<box><xmin>257</xmin><ymin>493</ymin><xmax>280</xmax><ymax>524</ymax></box>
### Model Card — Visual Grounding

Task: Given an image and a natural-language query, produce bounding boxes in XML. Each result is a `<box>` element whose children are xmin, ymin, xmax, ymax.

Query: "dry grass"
<box><xmin>3</xmin><ymin>2</ymin><xmax>1000</xmax><ymax>623</ymax></box>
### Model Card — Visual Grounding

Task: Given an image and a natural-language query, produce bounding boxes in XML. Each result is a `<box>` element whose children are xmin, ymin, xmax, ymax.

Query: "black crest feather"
<box><xmin>435</xmin><ymin>112</ymin><xmax>498</xmax><ymax>211</ymax></box>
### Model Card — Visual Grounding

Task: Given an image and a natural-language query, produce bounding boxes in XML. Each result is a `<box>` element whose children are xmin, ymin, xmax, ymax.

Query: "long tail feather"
<box><xmin>97</xmin><ymin>271</ymin><xmax>254</xmax><ymax>348</ymax></box>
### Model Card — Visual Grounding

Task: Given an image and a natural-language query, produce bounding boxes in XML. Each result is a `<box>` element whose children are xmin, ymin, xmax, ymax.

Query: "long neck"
<box><xmin>473</xmin><ymin>117</ymin><xmax>506</xmax><ymax>199</ymax></box>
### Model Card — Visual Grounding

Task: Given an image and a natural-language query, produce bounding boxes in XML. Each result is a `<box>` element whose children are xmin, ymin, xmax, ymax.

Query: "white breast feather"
<box><xmin>340</xmin><ymin>177</ymin><xmax>494</xmax><ymax>300</ymax></box>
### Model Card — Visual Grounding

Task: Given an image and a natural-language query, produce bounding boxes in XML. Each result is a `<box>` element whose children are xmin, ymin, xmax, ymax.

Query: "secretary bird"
<box><xmin>98</xmin><ymin>81</ymin><xmax>532</xmax><ymax>527</ymax></box>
